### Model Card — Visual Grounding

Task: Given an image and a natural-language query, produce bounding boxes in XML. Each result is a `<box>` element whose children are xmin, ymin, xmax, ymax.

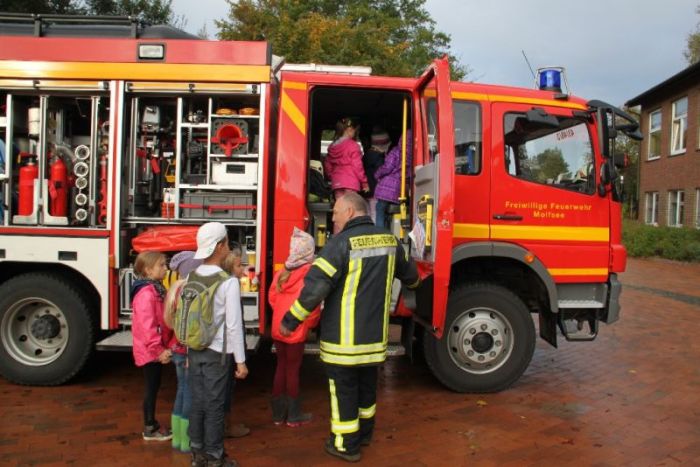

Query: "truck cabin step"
<box><xmin>557</xmin><ymin>315</ymin><xmax>598</xmax><ymax>342</ymax></box>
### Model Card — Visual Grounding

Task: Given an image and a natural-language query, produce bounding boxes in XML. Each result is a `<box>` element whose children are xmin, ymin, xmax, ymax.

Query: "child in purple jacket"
<box><xmin>374</xmin><ymin>130</ymin><xmax>413</xmax><ymax>229</ymax></box>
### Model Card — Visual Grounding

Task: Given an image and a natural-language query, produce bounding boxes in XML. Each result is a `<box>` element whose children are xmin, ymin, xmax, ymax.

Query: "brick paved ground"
<box><xmin>1</xmin><ymin>257</ymin><xmax>699</xmax><ymax>466</ymax></box>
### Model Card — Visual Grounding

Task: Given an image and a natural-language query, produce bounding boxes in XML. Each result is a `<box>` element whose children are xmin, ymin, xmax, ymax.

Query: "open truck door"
<box><xmin>412</xmin><ymin>58</ymin><xmax>456</xmax><ymax>338</ymax></box>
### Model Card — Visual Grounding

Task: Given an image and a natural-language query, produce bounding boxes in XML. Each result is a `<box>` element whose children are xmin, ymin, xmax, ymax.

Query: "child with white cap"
<box><xmin>268</xmin><ymin>227</ymin><xmax>320</xmax><ymax>426</ymax></box>
<box><xmin>186</xmin><ymin>222</ymin><xmax>247</xmax><ymax>467</ymax></box>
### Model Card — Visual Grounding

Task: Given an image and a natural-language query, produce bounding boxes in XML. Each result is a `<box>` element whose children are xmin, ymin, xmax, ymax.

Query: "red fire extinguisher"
<box><xmin>18</xmin><ymin>153</ymin><xmax>39</xmax><ymax>216</ymax></box>
<box><xmin>49</xmin><ymin>156</ymin><xmax>68</xmax><ymax>217</ymax></box>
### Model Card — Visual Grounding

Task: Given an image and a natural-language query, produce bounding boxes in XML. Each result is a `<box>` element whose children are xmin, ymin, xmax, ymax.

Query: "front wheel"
<box><xmin>0</xmin><ymin>273</ymin><xmax>95</xmax><ymax>385</ymax></box>
<box><xmin>424</xmin><ymin>283</ymin><xmax>535</xmax><ymax>393</ymax></box>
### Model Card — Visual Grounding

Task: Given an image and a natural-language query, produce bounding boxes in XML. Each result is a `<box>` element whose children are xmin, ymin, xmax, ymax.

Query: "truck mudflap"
<box><xmin>602</xmin><ymin>273</ymin><xmax>622</xmax><ymax>324</ymax></box>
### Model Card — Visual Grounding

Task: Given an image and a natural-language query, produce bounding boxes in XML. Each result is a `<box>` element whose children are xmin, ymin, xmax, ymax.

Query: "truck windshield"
<box><xmin>504</xmin><ymin>114</ymin><xmax>595</xmax><ymax>195</ymax></box>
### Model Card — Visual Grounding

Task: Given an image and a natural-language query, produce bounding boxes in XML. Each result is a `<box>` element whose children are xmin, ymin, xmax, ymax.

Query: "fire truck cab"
<box><xmin>0</xmin><ymin>15</ymin><xmax>640</xmax><ymax>392</ymax></box>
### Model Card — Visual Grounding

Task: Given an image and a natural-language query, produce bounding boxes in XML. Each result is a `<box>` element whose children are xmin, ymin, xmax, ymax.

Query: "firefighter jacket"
<box><xmin>282</xmin><ymin>215</ymin><xmax>420</xmax><ymax>366</ymax></box>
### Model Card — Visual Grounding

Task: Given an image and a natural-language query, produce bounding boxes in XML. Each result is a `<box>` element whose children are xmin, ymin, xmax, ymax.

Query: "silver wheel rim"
<box><xmin>1</xmin><ymin>297</ymin><xmax>69</xmax><ymax>366</ymax></box>
<box><xmin>447</xmin><ymin>307</ymin><xmax>514</xmax><ymax>374</ymax></box>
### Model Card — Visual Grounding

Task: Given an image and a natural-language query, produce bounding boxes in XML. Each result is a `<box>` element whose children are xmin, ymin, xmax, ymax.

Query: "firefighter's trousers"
<box><xmin>325</xmin><ymin>364</ymin><xmax>378</xmax><ymax>454</ymax></box>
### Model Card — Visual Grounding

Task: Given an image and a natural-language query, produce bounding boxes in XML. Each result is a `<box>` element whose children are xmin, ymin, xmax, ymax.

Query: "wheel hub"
<box><xmin>1</xmin><ymin>298</ymin><xmax>69</xmax><ymax>366</ymax></box>
<box><xmin>30</xmin><ymin>315</ymin><xmax>61</xmax><ymax>340</ymax></box>
<box><xmin>447</xmin><ymin>307</ymin><xmax>514</xmax><ymax>374</ymax></box>
<box><xmin>471</xmin><ymin>332</ymin><xmax>494</xmax><ymax>353</ymax></box>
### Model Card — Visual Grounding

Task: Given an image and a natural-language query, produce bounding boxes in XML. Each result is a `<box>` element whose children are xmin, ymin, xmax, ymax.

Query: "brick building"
<box><xmin>626</xmin><ymin>62</ymin><xmax>700</xmax><ymax>228</ymax></box>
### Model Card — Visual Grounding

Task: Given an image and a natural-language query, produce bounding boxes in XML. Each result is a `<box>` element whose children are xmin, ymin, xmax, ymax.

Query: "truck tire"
<box><xmin>0</xmin><ymin>273</ymin><xmax>94</xmax><ymax>385</ymax></box>
<box><xmin>424</xmin><ymin>283</ymin><xmax>535</xmax><ymax>393</ymax></box>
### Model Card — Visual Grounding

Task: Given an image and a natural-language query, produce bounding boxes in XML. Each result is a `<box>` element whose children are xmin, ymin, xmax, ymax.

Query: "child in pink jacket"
<box><xmin>324</xmin><ymin>117</ymin><xmax>368</xmax><ymax>197</ymax></box>
<box><xmin>131</xmin><ymin>250</ymin><xmax>173</xmax><ymax>441</ymax></box>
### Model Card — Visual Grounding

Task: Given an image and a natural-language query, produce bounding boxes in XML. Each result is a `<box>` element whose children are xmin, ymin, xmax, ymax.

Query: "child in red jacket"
<box><xmin>268</xmin><ymin>228</ymin><xmax>320</xmax><ymax>426</ymax></box>
<box><xmin>131</xmin><ymin>250</ymin><xmax>172</xmax><ymax>441</ymax></box>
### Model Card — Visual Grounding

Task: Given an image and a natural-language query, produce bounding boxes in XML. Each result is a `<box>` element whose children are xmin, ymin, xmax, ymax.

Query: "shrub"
<box><xmin>622</xmin><ymin>220</ymin><xmax>700</xmax><ymax>262</ymax></box>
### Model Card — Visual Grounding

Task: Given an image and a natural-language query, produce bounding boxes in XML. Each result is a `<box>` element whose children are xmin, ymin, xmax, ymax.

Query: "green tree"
<box><xmin>684</xmin><ymin>4</ymin><xmax>700</xmax><ymax>64</ymax></box>
<box><xmin>216</xmin><ymin>0</ymin><xmax>469</xmax><ymax>80</ymax></box>
<box><xmin>0</xmin><ymin>0</ymin><xmax>80</xmax><ymax>14</ymax></box>
<box><xmin>0</xmin><ymin>0</ymin><xmax>182</xmax><ymax>25</ymax></box>
<box><xmin>532</xmin><ymin>148</ymin><xmax>568</xmax><ymax>183</ymax></box>
<box><xmin>81</xmin><ymin>0</ymin><xmax>182</xmax><ymax>25</ymax></box>
<box><xmin>196</xmin><ymin>23</ymin><xmax>210</xmax><ymax>39</ymax></box>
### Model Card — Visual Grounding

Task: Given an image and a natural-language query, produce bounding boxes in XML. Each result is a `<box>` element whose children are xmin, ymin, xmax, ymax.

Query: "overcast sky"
<box><xmin>171</xmin><ymin>0</ymin><xmax>699</xmax><ymax>106</ymax></box>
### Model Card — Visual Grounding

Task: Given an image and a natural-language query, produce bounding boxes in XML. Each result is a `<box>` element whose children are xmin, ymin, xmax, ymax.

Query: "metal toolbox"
<box><xmin>211</xmin><ymin>160</ymin><xmax>258</xmax><ymax>186</ymax></box>
<box><xmin>180</xmin><ymin>191</ymin><xmax>255</xmax><ymax>220</ymax></box>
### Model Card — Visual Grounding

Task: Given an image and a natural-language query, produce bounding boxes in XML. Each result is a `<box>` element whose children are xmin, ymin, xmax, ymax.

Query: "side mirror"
<box><xmin>600</xmin><ymin>162</ymin><xmax>611</xmax><ymax>185</ymax></box>
<box><xmin>613</xmin><ymin>152</ymin><xmax>629</xmax><ymax>169</ymax></box>
<box><xmin>616</xmin><ymin>123</ymin><xmax>643</xmax><ymax>141</ymax></box>
<box><xmin>526</xmin><ymin>107</ymin><xmax>559</xmax><ymax>128</ymax></box>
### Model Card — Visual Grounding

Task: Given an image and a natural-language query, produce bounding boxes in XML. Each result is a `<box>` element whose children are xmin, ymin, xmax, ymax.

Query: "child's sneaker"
<box><xmin>143</xmin><ymin>425</ymin><xmax>172</xmax><ymax>441</ymax></box>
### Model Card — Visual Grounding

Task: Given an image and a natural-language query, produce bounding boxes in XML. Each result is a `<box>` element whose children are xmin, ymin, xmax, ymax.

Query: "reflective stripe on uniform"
<box><xmin>383</xmin><ymin>252</ymin><xmax>395</xmax><ymax>344</ymax></box>
<box><xmin>358</xmin><ymin>404</ymin><xmax>376</xmax><ymax>419</ymax></box>
<box><xmin>313</xmin><ymin>257</ymin><xmax>337</xmax><ymax>277</ymax></box>
<box><xmin>329</xmin><ymin>379</ymin><xmax>345</xmax><ymax>451</ymax></box>
<box><xmin>331</xmin><ymin>419</ymin><xmax>360</xmax><ymax>434</ymax></box>
<box><xmin>320</xmin><ymin>350</ymin><xmax>387</xmax><ymax>366</ymax></box>
<box><xmin>340</xmin><ymin>257</ymin><xmax>362</xmax><ymax>346</ymax></box>
<box><xmin>349</xmin><ymin>246</ymin><xmax>395</xmax><ymax>259</ymax></box>
<box><xmin>289</xmin><ymin>299</ymin><xmax>311</xmax><ymax>321</ymax></box>
<box><xmin>320</xmin><ymin>340</ymin><xmax>387</xmax><ymax>355</ymax></box>
<box><xmin>329</xmin><ymin>378</ymin><xmax>358</xmax><ymax>451</ymax></box>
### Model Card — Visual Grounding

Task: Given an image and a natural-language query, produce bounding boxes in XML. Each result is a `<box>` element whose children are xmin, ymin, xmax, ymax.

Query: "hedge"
<box><xmin>622</xmin><ymin>220</ymin><xmax>700</xmax><ymax>262</ymax></box>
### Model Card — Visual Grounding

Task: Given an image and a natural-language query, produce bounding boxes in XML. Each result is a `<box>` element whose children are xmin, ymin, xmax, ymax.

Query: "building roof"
<box><xmin>626</xmin><ymin>60</ymin><xmax>700</xmax><ymax>107</ymax></box>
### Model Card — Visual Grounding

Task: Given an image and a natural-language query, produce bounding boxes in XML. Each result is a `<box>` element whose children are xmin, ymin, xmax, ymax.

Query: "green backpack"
<box><xmin>173</xmin><ymin>270</ymin><xmax>230</xmax><ymax>350</ymax></box>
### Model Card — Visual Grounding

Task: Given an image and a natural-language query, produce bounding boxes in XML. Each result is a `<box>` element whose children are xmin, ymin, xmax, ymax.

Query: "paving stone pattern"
<box><xmin>1</xmin><ymin>258</ymin><xmax>699</xmax><ymax>466</ymax></box>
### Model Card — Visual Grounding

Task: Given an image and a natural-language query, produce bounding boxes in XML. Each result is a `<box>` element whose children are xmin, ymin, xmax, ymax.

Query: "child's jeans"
<box><xmin>172</xmin><ymin>353</ymin><xmax>191</xmax><ymax>418</ymax></box>
<box><xmin>376</xmin><ymin>199</ymin><xmax>396</xmax><ymax>230</ymax></box>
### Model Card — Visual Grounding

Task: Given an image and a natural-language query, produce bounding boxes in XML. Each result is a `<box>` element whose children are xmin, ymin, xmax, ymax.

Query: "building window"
<box><xmin>670</xmin><ymin>97</ymin><xmax>687</xmax><ymax>155</ymax></box>
<box><xmin>645</xmin><ymin>192</ymin><xmax>659</xmax><ymax>225</ymax></box>
<box><xmin>648</xmin><ymin>109</ymin><xmax>661</xmax><ymax>159</ymax></box>
<box><xmin>668</xmin><ymin>190</ymin><xmax>684</xmax><ymax>227</ymax></box>
<box><xmin>696</xmin><ymin>189</ymin><xmax>700</xmax><ymax>229</ymax></box>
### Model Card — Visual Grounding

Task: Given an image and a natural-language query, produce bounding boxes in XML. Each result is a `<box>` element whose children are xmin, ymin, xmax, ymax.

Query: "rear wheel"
<box><xmin>424</xmin><ymin>283</ymin><xmax>535</xmax><ymax>393</ymax></box>
<box><xmin>0</xmin><ymin>273</ymin><xmax>94</xmax><ymax>385</ymax></box>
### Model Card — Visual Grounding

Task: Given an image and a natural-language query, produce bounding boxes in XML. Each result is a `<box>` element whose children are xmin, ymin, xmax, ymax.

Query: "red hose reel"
<box><xmin>210</xmin><ymin>122</ymin><xmax>249</xmax><ymax>157</ymax></box>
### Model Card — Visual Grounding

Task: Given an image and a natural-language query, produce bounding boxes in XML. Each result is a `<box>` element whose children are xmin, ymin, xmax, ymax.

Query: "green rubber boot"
<box><xmin>180</xmin><ymin>417</ymin><xmax>191</xmax><ymax>453</ymax></box>
<box><xmin>171</xmin><ymin>414</ymin><xmax>181</xmax><ymax>450</ymax></box>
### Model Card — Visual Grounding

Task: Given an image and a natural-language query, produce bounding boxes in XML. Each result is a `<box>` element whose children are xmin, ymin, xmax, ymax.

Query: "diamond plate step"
<box><xmin>96</xmin><ymin>330</ymin><xmax>262</xmax><ymax>352</ymax></box>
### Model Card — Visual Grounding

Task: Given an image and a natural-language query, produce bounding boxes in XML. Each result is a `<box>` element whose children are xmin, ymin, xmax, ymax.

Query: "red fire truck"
<box><xmin>0</xmin><ymin>15</ymin><xmax>640</xmax><ymax>392</ymax></box>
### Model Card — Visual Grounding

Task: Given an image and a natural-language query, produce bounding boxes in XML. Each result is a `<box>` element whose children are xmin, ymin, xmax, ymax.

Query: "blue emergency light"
<box><xmin>538</xmin><ymin>68</ymin><xmax>562</xmax><ymax>92</ymax></box>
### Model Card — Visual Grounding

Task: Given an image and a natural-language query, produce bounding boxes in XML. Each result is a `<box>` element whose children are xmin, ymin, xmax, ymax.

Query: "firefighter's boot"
<box><xmin>171</xmin><ymin>414</ymin><xmax>181</xmax><ymax>450</ymax></box>
<box><xmin>286</xmin><ymin>397</ymin><xmax>312</xmax><ymax>427</ymax></box>
<box><xmin>271</xmin><ymin>396</ymin><xmax>288</xmax><ymax>425</ymax></box>
<box><xmin>180</xmin><ymin>417</ymin><xmax>191</xmax><ymax>453</ymax></box>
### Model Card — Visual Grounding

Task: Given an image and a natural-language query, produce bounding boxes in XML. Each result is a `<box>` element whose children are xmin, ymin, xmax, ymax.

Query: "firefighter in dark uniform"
<box><xmin>280</xmin><ymin>192</ymin><xmax>420</xmax><ymax>462</ymax></box>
